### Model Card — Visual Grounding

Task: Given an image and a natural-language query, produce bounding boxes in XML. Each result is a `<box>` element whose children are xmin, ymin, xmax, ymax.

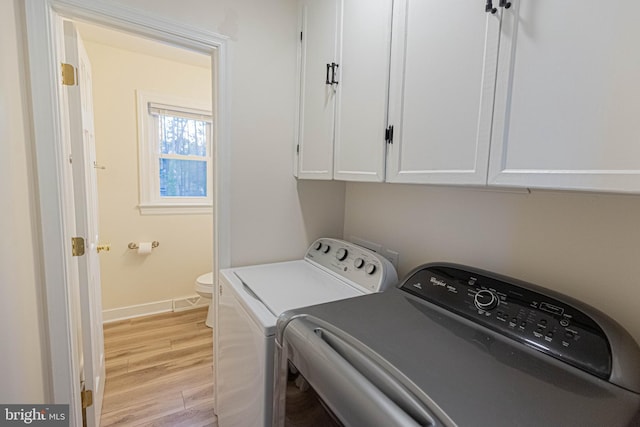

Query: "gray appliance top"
<box><xmin>277</xmin><ymin>263</ymin><xmax>640</xmax><ymax>427</ymax></box>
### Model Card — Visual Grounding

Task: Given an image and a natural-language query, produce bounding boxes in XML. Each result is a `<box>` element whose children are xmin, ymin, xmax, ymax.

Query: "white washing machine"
<box><xmin>215</xmin><ymin>238</ymin><xmax>398</xmax><ymax>427</ymax></box>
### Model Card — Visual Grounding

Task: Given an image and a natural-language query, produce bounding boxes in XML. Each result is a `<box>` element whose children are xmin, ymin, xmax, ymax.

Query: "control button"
<box><xmin>314</xmin><ymin>241</ymin><xmax>323</xmax><ymax>251</ymax></box>
<box><xmin>474</xmin><ymin>290</ymin><xmax>499</xmax><ymax>311</ymax></box>
<box><xmin>546</xmin><ymin>332</ymin><xmax>554</xmax><ymax>338</ymax></box>
<box><xmin>322</xmin><ymin>244</ymin><xmax>331</xmax><ymax>254</ymax></box>
<box><xmin>354</xmin><ymin>258</ymin><xmax>365</xmax><ymax>269</ymax></box>
<box><xmin>539</xmin><ymin>319</ymin><xmax>547</xmax><ymax>327</ymax></box>
<box><xmin>565</xmin><ymin>331</ymin><xmax>575</xmax><ymax>339</ymax></box>
<box><xmin>535</xmin><ymin>327</ymin><xmax>543</xmax><ymax>334</ymax></box>
<box><xmin>560</xmin><ymin>318</ymin><xmax>570</xmax><ymax>327</ymax></box>
<box><xmin>511</xmin><ymin>317</ymin><xmax>518</xmax><ymax>324</ymax></box>
<box><xmin>365</xmin><ymin>263</ymin><xmax>377</xmax><ymax>275</ymax></box>
<box><xmin>520</xmin><ymin>321</ymin><xmax>527</xmax><ymax>328</ymax></box>
<box><xmin>336</xmin><ymin>248</ymin><xmax>348</xmax><ymax>261</ymax></box>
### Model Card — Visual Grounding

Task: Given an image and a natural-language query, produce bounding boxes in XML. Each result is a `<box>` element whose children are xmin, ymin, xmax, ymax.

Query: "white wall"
<box><xmin>83</xmin><ymin>39</ymin><xmax>215</xmax><ymax>310</ymax></box>
<box><xmin>344</xmin><ymin>182</ymin><xmax>640</xmax><ymax>344</ymax></box>
<box><xmin>0</xmin><ymin>0</ymin><xmax>49</xmax><ymax>403</ymax></box>
<box><xmin>3</xmin><ymin>0</ymin><xmax>345</xmax><ymax>402</ymax></box>
<box><xmin>106</xmin><ymin>0</ymin><xmax>346</xmax><ymax>267</ymax></box>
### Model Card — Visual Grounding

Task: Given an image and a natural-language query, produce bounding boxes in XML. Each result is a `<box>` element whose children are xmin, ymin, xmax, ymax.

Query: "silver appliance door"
<box><xmin>277</xmin><ymin>317</ymin><xmax>452</xmax><ymax>427</ymax></box>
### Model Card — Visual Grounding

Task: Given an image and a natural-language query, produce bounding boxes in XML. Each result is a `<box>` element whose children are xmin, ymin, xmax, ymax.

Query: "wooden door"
<box><xmin>386</xmin><ymin>0</ymin><xmax>500</xmax><ymax>185</ymax></box>
<box><xmin>64</xmin><ymin>20</ymin><xmax>106</xmax><ymax>426</ymax></box>
<box><xmin>489</xmin><ymin>0</ymin><xmax>640</xmax><ymax>192</ymax></box>
<box><xmin>333</xmin><ymin>0</ymin><xmax>393</xmax><ymax>182</ymax></box>
<box><xmin>296</xmin><ymin>0</ymin><xmax>340</xmax><ymax>179</ymax></box>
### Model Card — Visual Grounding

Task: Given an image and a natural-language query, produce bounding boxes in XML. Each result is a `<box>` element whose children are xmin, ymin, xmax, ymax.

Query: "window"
<box><xmin>137</xmin><ymin>92</ymin><xmax>213</xmax><ymax>214</ymax></box>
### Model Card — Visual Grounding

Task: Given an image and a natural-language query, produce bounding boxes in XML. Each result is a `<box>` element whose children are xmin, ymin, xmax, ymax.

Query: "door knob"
<box><xmin>97</xmin><ymin>244</ymin><xmax>111</xmax><ymax>253</ymax></box>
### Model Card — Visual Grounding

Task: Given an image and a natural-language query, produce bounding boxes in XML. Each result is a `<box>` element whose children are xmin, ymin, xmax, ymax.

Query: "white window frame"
<box><xmin>137</xmin><ymin>91</ymin><xmax>213</xmax><ymax>214</ymax></box>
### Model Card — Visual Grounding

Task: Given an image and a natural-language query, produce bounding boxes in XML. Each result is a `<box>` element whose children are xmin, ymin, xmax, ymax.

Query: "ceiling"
<box><xmin>75</xmin><ymin>21</ymin><xmax>211</xmax><ymax>69</ymax></box>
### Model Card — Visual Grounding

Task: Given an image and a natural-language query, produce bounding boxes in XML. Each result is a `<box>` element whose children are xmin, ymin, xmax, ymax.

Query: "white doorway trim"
<box><xmin>24</xmin><ymin>0</ymin><xmax>230</xmax><ymax>425</ymax></box>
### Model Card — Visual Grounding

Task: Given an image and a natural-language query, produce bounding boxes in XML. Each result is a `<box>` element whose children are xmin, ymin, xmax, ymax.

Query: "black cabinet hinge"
<box><xmin>296</xmin><ymin>144</ymin><xmax>300</xmax><ymax>154</ymax></box>
<box><xmin>385</xmin><ymin>125</ymin><xmax>394</xmax><ymax>144</ymax></box>
<box><xmin>300</xmin><ymin>31</ymin><xmax>303</xmax><ymax>41</ymax></box>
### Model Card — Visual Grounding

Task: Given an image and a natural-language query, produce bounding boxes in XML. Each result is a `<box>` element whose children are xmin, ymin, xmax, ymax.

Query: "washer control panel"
<box><xmin>305</xmin><ymin>238</ymin><xmax>397</xmax><ymax>293</ymax></box>
<box><xmin>400</xmin><ymin>264</ymin><xmax>611</xmax><ymax>380</ymax></box>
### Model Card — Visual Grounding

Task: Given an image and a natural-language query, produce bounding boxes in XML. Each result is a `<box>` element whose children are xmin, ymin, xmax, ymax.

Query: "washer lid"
<box><xmin>234</xmin><ymin>260</ymin><xmax>363</xmax><ymax>318</ymax></box>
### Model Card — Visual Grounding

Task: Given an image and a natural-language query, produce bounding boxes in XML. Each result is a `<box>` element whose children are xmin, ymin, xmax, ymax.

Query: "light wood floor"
<box><xmin>100</xmin><ymin>306</ymin><xmax>217</xmax><ymax>427</ymax></box>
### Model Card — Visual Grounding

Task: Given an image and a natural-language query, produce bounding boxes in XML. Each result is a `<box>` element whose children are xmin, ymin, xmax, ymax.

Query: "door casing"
<box><xmin>24</xmin><ymin>0</ymin><xmax>231</xmax><ymax>424</ymax></box>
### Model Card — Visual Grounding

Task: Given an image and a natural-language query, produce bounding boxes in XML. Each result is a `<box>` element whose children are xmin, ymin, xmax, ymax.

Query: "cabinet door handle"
<box><xmin>331</xmin><ymin>62</ymin><xmax>339</xmax><ymax>85</ymax></box>
<box><xmin>485</xmin><ymin>0</ymin><xmax>497</xmax><ymax>13</ymax></box>
<box><xmin>326</xmin><ymin>63</ymin><xmax>332</xmax><ymax>85</ymax></box>
<box><xmin>499</xmin><ymin>0</ymin><xmax>512</xmax><ymax>8</ymax></box>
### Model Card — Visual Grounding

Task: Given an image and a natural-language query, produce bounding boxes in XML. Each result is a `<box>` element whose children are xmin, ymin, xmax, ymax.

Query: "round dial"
<box><xmin>474</xmin><ymin>289</ymin><xmax>499</xmax><ymax>311</ymax></box>
<box><xmin>322</xmin><ymin>244</ymin><xmax>331</xmax><ymax>254</ymax></box>
<box><xmin>365</xmin><ymin>263</ymin><xmax>377</xmax><ymax>275</ymax></box>
<box><xmin>354</xmin><ymin>258</ymin><xmax>365</xmax><ymax>269</ymax></box>
<box><xmin>314</xmin><ymin>241</ymin><xmax>323</xmax><ymax>251</ymax></box>
<box><xmin>336</xmin><ymin>248</ymin><xmax>348</xmax><ymax>261</ymax></box>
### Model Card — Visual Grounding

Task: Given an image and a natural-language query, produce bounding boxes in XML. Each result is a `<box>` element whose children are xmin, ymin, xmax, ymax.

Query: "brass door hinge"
<box><xmin>80</xmin><ymin>381</ymin><xmax>93</xmax><ymax>427</ymax></box>
<box><xmin>81</xmin><ymin>387</ymin><xmax>93</xmax><ymax>409</ymax></box>
<box><xmin>72</xmin><ymin>237</ymin><xmax>85</xmax><ymax>257</ymax></box>
<box><xmin>61</xmin><ymin>62</ymin><xmax>76</xmax><ymax>86</ymax></box>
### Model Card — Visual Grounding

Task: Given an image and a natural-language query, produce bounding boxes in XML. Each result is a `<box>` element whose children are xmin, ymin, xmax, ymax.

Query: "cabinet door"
<box><xmin>296</xmin><ymin>0</ymin><xmax>340</xmax><ymax>180</ymax></box>
<box><xmin>333</xmin><ymin>0</ymin><xmax>393</xmax><ymax>182</ymax></box>
<box><xmin>386</xmin><ymin>0</ymin><xmax>500</xmax><ymax>185</ymax></box>
<box><xmin>489</xmin><ymin>1</ymin><xmax>640</xmax><ymax>192</ymax></box>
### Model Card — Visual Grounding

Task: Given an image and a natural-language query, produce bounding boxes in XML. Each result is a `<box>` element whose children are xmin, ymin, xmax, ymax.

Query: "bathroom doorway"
<box><xmin>24</xmin><ymin>2</ymin><xmax>230</xmax><ymax>425</ymax></box>
<box><xmin>72</xmin><ymin>20</ymin><xmax>215</xmax><ymax>424</ymax></box>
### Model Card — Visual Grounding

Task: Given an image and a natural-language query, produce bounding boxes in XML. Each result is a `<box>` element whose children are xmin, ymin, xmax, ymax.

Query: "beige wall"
<box><xmin>0</xmin><ymin>0</ymin><xmax>49</xmax><ymax>403</ymax></box>
<box><xmin>3</xmin><ymin>0</ymin><xmax>345</xmax><ymax>400</ymax></box>
<box><xmin>82</xmin><ymin>40</ymin><xmax>215</xmax><ymax>310</ymax></box>
<box><xmin>344</xmin><ymin>183</ymin><xmax>640</xmax><ymax>344</ymax></box>
<box><xmin>106</xmin><ymin>0</ymin><xmax>347</xmax><ymax>268</ymax></box>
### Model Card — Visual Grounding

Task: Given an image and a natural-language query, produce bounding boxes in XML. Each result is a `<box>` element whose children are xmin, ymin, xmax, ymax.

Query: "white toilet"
<box><xmin>195</xmin><ymin>272</ymin><xmax>214</xmax><ymax>328</ymax></box>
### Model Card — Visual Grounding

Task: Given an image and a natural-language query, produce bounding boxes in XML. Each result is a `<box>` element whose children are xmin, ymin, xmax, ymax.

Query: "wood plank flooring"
<box><xmin>100</xmin><ymin>307</ymin><xmax>217</xmax><ymax>427</ymax></box>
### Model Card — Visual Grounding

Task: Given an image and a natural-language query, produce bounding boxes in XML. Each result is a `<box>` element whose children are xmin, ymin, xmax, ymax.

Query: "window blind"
<box><xmin>148</xmin><ymin>102</ymin><xmax>212</xmax><ymax>123</ymax></box>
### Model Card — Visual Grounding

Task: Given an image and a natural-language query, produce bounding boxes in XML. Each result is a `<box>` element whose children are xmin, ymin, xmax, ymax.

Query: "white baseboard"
<box><xmin>102</xmin><ymin>295</ymin><xmax>211</xmax><ymax>323</ymax></box>
<box><xmin>102</xmin><ymin>300</ymin><xmax>173</xmax><ymax>323</ymax></box>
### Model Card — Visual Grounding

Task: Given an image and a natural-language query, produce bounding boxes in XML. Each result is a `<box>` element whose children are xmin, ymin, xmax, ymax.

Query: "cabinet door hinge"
<box><xmin>296</xmin><ymin>144</ymin><xmax>300</xmax><ymax>154</ymax></box>
<box><xmin>71</xmin><ymin>237</ymin><xmax>85</xmax><ymax>257</ymax></box>
<box><xmin>61</xmin><ymin>62</ymin><xmax>77</xmax><ymax>86</ymax></box>
<box><xmin>385</xmin><ymin>125</ymin><xmax>394</xmax><ymax>144</ymax></box>
<box><xmin>300</xmin><ymin>31</ymin><xmax>303</xmax><ymax>41</ymax></box>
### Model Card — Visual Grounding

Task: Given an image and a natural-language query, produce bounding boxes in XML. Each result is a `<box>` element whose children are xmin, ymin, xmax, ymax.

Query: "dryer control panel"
<box><xmin>400</xmin><ymin>264</ymin><xmax>612</xmax><ymax>380</ymax></box>
<box><xmin>305</xmin><ymin>238</ymin><xmax>398</xmax><ymax>293</ymax></box>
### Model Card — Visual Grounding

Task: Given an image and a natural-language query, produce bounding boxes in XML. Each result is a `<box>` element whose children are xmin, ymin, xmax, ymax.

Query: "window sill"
<box><xmin>138</xmin><ymin>203</ymin><xmax>213</xmax><ymax>215</ymax></box>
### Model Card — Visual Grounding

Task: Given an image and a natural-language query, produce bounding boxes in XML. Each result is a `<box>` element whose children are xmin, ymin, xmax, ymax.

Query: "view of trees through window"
<box><xmin>158</xmin><ymin>114</ymin><xmax>209</xmax><ymax>197</ymax></box>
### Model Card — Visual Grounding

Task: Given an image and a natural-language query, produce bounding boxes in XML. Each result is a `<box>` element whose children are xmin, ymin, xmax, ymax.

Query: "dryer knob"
<box><xmin>354</xmin><ymin>258</ymin><xmax>365</xmax><ymax>269</ymax></box>
<box><xmin>365</xmin><ymin>263</ymin><xmax>377</xmax><ymax>275</ymax></box>
<box><xmin>314</xmin><ymin>241</ymin><xmax>323</xmax><ymax>251</ymax></box>
<box><xmin>322</xmin><ymin>244</ymin><xmax>331</xmax><ymax>254</ymax></box>
<box><xmin>474</xmin><ymin>289</ymin><xmax>499</xmax><ymax>311</ymax></box>
<box><xmin>336</xmin><ymin>248</ymin><xmax>348</xmax><ymax>261</ymax></box>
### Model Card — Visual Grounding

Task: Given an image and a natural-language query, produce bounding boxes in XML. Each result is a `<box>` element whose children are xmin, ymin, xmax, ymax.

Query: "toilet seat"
<box><xmin>195</xmin><ymin>272</ymin><xmax>214</xmax><ymax>294</ymax></box>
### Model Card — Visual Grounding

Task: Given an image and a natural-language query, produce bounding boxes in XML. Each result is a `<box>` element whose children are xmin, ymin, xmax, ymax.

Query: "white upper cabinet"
<box><xmin>386</xmin><ymin>0</ymin><xmax>500</xmax><ymax>185</ymax></box>
<box><xmin>295</xmin><ymin>0</ymin><xmax>392</xmax><ymax>181</ymax></box>
<box><xmin>296</xmin><ymin>0</ymin><xmax>339</xmax><ymax>179</ymax></box>
<box><xmin>489</xmin><ymin>1</ymin><xmax>640</xmax><ymax>192</ymax></box>
<box><xmin>297</xmin><ymin>0</ymin><xmax>640</xmax><ymax>194</ymax></box>
<box><xmin>333</xmin><ymin>0</ymin><xmax>392</xmax><ymax>182</ymax></box>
